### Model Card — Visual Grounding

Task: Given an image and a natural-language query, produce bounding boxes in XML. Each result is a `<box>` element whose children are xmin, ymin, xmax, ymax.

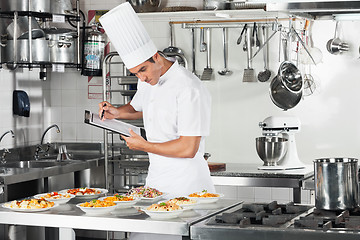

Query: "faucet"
<box><xmin>0</xmin><ymin>130</ymin><xmax>15</xmax><ymax>164</ymax></box>
<box><xmin>41</xmin><ymin>124</ymin><xmax>60</xmax><ymax>145</ymax></box>
<box><xmin>34</xmin><ymin>124</ymin><xmax>60</xmax><ymax>160</ymax></box>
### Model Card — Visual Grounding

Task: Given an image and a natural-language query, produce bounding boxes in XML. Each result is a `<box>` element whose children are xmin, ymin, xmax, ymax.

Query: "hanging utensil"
<box><xmin>236</xmin><ymin>24</ymin><xmax>247</xmax><ymax>45</ymax></box>
<box><xmin>326</xmin><ymin>21</ymin><xmax>349</xmax><ymax>55</ymax></box>
<box><xmin>200</xmin><ymin>28</ymin><xmax>213</xmax><ymax>81</ymax></box>
<box><xmin>191</xmin><ymin>28</ymin><xmax>197</xmax><ymax>75</ymax></box>
<box><xmin>218</xmin><ymin>28</ymin><xmax>232</xmax><ymax>76</ymax></box>
<box><xmin>200</xmin><ymin>27</ymin><xmax>207</xmax><ymax>52</ymax></box>
<box><xmin>163</xmin><ymin>23</ymin><xmax>188</xmax><ymax>69</ymax></box>
<box><xmin>243</xmin><ymin>27</ymin><xmax>256</xmax><ymax>82</ymax></box>
<box><xmin>257</xmin><ymin>26</ymin><xmax>271</xmax><ymax>82</ymax></box>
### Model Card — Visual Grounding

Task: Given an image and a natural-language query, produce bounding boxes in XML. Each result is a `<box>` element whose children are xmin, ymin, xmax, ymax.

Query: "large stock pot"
<box><xmin>1</xmin><ymin>39</ymin><xmax>50</xmax><ymax>63</ymax></box>
<box><xmin>0</xmin><ymin>0</ymin><xmax>50</xmax><ymax>12</ymax></box>
<box><xmin>314</xmin><ymin>157</ymin><xmax>359</xmax><ymax>210</ymax></box>
<box><xmin>44</xmin><ymin>28</ymin><xmax>77</xmax><ymax>63</ymax></box>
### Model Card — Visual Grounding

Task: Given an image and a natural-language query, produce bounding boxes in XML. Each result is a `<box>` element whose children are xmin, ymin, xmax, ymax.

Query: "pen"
<box><xmin>101</xmin><ymin>103</ymin><xmax>106</xmax><ymax>120</ymax></box>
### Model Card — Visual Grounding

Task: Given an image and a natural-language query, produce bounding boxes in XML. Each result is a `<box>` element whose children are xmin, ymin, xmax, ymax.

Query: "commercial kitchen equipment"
<box><xmin>211</xmin><ymin>163</ymin><xmax>313</xmax><ymax>203</ymax></box>
<box><xmin>0</xmin><ymin>198</ymin><xmax>242</xmax><ymax>239</ymax></box>
<box><xmin>101</xmin><ymin>52</ymin><xmax>147</xmax><ymax>194</ymax></box>
<box><xmin>190</xmin><ymin>201</ymin><xmax>360</xmax><ymax>240</ymax></box>
<box><xmin>314</xmin><ymin>157</ymin><xmax>359</xmax><ymax>210</ymax></box>
<box><xmin>257</xmin><ymin>116</ymin><xmax>305</xmax><ymax>170</ymax></box>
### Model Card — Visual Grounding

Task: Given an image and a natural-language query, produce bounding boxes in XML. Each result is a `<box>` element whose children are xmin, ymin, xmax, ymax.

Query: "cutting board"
<box><xmin>208</xmin><ymin>162</ymin><xmax>226</xmax><ymax>172</ymax></box>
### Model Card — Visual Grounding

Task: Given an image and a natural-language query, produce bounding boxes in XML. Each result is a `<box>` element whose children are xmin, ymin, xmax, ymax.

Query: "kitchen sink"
<box><xmin>0</xmin><ymin>160</ymin><xmax>81</xmax><ymax>169</ymax></box>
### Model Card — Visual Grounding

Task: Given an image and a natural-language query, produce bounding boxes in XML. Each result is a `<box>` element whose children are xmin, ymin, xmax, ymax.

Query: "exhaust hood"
<box><xmin>266</xmin><ymin>1</ymin><xmax>360</xmax><ymax>17</ymax></box>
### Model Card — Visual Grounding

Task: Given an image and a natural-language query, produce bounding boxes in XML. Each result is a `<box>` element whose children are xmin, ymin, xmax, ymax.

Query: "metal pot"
<box><xmin>204</xmin><ymin>0</ymin><xmax>235</xmax><ymax>10</ymax></box>
<box><xmin>314</xmin><ymin>158</ymin><xmax>359</xmax><ymax>210</ymax></box>
<box><xmin>45</xmin><ymin>28</ymin><xmax>77</xmax><ymax>64</ymax></box>
<box><xmin>51</xmin><ymin>0</ymin><xmax>75</xmax><ymax>15</ymax></box>
<box><xmin>6</xmin><ymin>17</ymin><xmax>45</xmax><ymax>40</ymax></box>
<box><xmin>0</xmin><ymin>0</ymin><xmax>50</xmax><ymax>12</ymax></box>
<box><xmin>126</xmin><ymin>0</ymin><xmax>161</xmax><ymax>13</ymax></box>
<box><xmin>1</xmin><ymin>39</ymin><xmax>50</xmax><ymax>63</ymax></box>
<box><xmin>269</xmin><ymin>75</ymin><xmax>302</xmax><ymax>111</ymax></box>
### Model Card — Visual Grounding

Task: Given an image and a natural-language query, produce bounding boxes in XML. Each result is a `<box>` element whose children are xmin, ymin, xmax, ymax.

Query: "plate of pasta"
<box><xmin>167</xmin><ymin>197</ymin><xmax>198</xmax><ymax>210</ymax></box>
<box><xmin>34</xmin><ymin>192</ymin><xmax>75</xmax><ymax>205</ymax></box>
<box><xmin>99</xmin><ymin>194</ymin><xmax>140</xmax><ymax>208</ymax></box>
<box><xmin>142</xmin><ymin>202</ymin><xmax>184</xmax><ymax>220</ymax></box>
<box><xmin>188</xmin><ymin>191</ymin><xmax>224</xmax><ymax>204</ymax></box>
<box><xmin>2</xmin><ymin>199</ymin><xmax>58</xmax><ymax>212</ymax></box>
<box><xmin>76</xmin><ymin>199</ymin><xmax>117</xmax><ymax>215</ymax></box>
<box><xmin>126</xmin><ymin>186</ymin><xmax>165</xmax><ymax>201</ymax></box>
<box><xmin>59</xmin><ymin>188</ymin><xmax>108</xmax><ymax>199</ymax></box>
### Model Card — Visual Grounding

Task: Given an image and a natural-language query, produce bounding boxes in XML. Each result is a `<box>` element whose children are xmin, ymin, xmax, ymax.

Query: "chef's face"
<box><xmin>129</xmin><ymin>53</ymin><xmax>162</xmax><ymax>86</ymax></box>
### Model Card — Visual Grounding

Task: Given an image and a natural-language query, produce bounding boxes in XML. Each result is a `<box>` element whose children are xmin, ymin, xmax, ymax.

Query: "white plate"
<box><xmin>168</xmin><ymin>198</ymin><xmax>199</xmax><ymax>210</ymax></box>
<box><xmin>2</xmin><ymin>202</ymin><xmax>59</xmax><ymax>212</ymax></box>
<box><xmin>98</xmin><ymin>196</ymin><xmax>140</xmax><ymax>209</ymax></box>
<box><xmin>34</xmin><ymin>193</ymin><xmax>75</xmax><ymax>205</ymax></box>
<box><xmin>140</xmin><ymin>194</ymin><xmax>166</xmax><ymax>201</ymax></box>
<box><xmin>59</xmin><ymin>188</ymin><xmax>108</xmax><ymax>199</ymax></box>
<box><xmin>76</xmin><ymin>203</ymin><xmax>117</xmax><ymax>215</ymax></box>
<box><xmin>188</xmin><ymin>193</ymin><xmax>224</xmax><ymax>204</ymax></box>
<box><xmin>142</xmin><ymin>208</ymin><xmax>184</xmax><ymax>220</ymax></box>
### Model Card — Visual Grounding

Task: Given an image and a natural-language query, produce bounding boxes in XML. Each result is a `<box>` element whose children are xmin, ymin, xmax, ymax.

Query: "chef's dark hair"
<box><xmin>146</xmin><ymin>51</ymin><xmax>166</xmax><ymax>63</ymax></box>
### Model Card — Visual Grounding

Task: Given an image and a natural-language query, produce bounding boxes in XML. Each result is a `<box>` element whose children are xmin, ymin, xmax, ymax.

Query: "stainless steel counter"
<box><xmin>210</xmin><ymin>163</ymin><xmax>314</xmax><ymax>203</ymax></box>
<box><xmin>0</xmin><ymin>159</ymin><xmax>101</xmax><ymax>185</ymax></box>
<box><xmin>0</xmin><ymin>198</ymin><xmax>242</xmax><ymax>237</ymax></box>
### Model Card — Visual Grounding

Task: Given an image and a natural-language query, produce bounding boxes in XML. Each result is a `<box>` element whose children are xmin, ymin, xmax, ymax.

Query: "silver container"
<box><xmin>6</xmin><ymin>17</ymin><xmax>45</xmax><ymax>40</ymax></box>
<box><xmin>256</xmin><ymin>137</ymin><xmax>288</xmax><ymax>166</ymax></box>
<box><xmin>314</xmin><ymin>158</ymin><xmax>359</xmax><ymax>210</ymax></box>
<box><xmin>126</xmin><ymin>0</ymin><xmax>161</xmax><ymax>13</ymax></box>
<box><xmin>45</xmin><ymin>28</ymin><xmax>77</xmax><ymax>64</ymax></box>
<box><xmin>1</xmin><ymin>39</ymin><xmax>50</xmax><ymax>63</ymax></box>
<box><xmin>0</xmin><ymin>0</ymin><xmax>50</xmax><ymax>12</ymax></box>
<box><xmin>51</xmin><ymin>0</ymin><xmax>75</xmax><ymax>15</ymax></box>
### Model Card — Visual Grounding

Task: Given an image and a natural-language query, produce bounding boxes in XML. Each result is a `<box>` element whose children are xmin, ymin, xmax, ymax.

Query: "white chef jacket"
<box><xmin>130</xmin><ymin>59</ymin><xmax>215</xmax><ymax>197</ymax></box>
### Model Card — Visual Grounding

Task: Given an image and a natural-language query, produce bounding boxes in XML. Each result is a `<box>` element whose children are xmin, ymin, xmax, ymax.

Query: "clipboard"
<box><xmin>84</xmin><ymin>110</ymin><xmax>146</xmax><ymax>140</ymax></box>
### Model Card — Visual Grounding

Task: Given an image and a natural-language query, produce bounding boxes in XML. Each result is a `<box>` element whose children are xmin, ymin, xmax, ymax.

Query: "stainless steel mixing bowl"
<box><xmin>256</xmin><ymin>137</ymin><xmax>288</xmax><ymax>166</ymax></box>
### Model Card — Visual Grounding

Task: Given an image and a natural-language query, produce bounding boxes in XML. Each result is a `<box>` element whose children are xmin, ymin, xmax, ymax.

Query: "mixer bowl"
<box><xmin>256</xmin><ymin>137</ymin><xmax>288</xmax><ymax>166</ymax></box>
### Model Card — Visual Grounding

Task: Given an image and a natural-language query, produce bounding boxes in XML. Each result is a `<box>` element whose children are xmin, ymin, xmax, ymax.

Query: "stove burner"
<box><xmin>212</xmin><ymin>201</ymin><xmax>312</xmax><ymax>228</ymax></box>
<box><xmin>294</xmin><ymin>208</ymin><xmax>360</xmax><ymax>230</ymax></box>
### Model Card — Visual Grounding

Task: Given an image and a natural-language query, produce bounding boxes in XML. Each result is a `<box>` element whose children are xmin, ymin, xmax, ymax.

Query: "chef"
<box><xmin>99</xmin><ymin>3</ymin><xmax>215</xmax><ymax>239</ymax></box>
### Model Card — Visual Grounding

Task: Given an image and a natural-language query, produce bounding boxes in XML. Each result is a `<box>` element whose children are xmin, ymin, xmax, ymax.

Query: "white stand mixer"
<box><xmin>258</xmin><ymin>116</ymin><xmax>305</xmax><ymax>170</ymax></box>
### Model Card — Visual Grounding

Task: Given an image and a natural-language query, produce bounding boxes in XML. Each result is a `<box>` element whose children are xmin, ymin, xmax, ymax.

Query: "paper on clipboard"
<box><xmin>84</xmin><ymin>110</ymin><xmax>146</xmax><ymax>139</ymax></box>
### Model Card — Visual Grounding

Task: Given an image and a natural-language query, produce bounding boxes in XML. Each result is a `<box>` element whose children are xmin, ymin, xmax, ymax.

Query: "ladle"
<box><xmin>218</xmin><ymin>28</ymin><xmax>232</xmax><ymax>76</ymax></box>
<box><xmin>163</xmin><ymin>23</ymin><xmax>188</xmax><ymax>68</ymax></box>
<box><xmin>257</xmin><ymin>26</ymin><xmax>271</xmax><ymax>82</ymax></box>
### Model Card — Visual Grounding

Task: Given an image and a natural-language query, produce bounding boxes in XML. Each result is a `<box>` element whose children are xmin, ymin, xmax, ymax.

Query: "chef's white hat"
<box><xmin>99</xmin><ymin>2</ymin><xmax>157</xmax><ymax>69</ymax></box>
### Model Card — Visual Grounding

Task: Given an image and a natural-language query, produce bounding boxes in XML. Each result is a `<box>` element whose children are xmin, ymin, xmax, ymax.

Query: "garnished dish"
<box><xmin>76</xmin><ymin>199</ymin><xmax>117</xmax><ymax>215</ymax></box>
<box><xmin>59</xmin><ymin>188</ymin><xmax>108</xmax><ymax>199</ymax></box>
<box><xmin>34</xmin><ymin>192</ymin><xmax>75</xmax><ymax>205</ymax></box>
<box><xmin>2</xmin><ymin>199</ymin><xmax>58</xmax><ymax>212</ymax></box>
<box><xmin>147</xmin><ymin>202</ymin><xmax>181</xmax><ymax>211</ymax></box>
<box><xmin>99</xmin><ymin>194</ymin><xmax>140</xmax><ymax>209</ymax></box>
<box><xmin>126</xmin><ymin>186</ymin><xmax>164</xmax><ymax>200</ymax></box>
<box><xmin>167</xmin><ymin>197</ymin><xmax>198</xmax><ymax>210</ymax></box>
<box><xmin>142</xmin><ymin>202</ymin><xmax>184</xmax><ymax>220</ymax></box>
<box><xmin>188</xmin><ymin>190</ymin><xmax>224</xmax><ymax>204</ymax></box>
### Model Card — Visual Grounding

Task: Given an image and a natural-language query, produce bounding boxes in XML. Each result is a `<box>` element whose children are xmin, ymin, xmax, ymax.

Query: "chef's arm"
<box><xmin>99</xmin><ymin>101</ymin><xmax>142</xmax><ymax>120</ymax></box>
<box><xmin>124</xmin><ymin>131</ymin><xmax>201</xmax><ymax>158</ymax></box>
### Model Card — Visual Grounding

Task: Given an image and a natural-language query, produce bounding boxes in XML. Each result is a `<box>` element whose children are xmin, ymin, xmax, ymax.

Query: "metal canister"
<box><xmin>314</xmin><ymin>158</ymin><xmax>359</xmax><ymax>210</ymax></box>
<box><xmin>82</xmin><ymin>23</ymin><xmax>106</xmax><ymax>76</ymax></box>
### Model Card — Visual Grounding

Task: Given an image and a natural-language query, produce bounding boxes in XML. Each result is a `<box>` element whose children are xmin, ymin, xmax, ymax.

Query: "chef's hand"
<box><xmin>122</xmin><ymin>129</ymin><xmax>147</xmax><ymax>151</ymax></box>
<box><xmin>98</xmin><ymin>101</ymin><xmax>117</xmax><ymax>120</ymax></box>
